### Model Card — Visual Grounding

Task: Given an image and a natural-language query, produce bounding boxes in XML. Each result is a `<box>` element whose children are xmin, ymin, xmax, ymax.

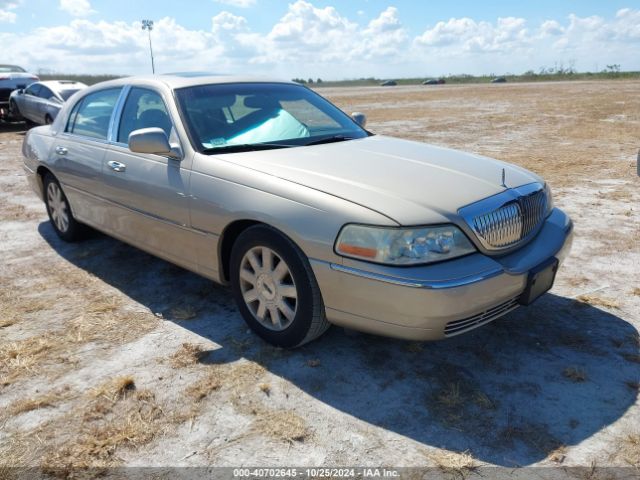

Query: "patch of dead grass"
<box><xmin>186</xmin><ymin>372</ymin><xmax>222</xmax><ymax>402</ymax></box>
<box><xmin>575</xmin><ymin>294</ymin><xmax>620</xmax><ymax>309</ymax></box>
<box><xmin>253</xmin><ymin>410</ymin><xmax>309</xmax><ymax>444</ymax></box>
<box><xmin>89</xmin><ymin>376</ymin><xmax>136</xmax><ymax>403</ymax></box>
<box><xmin>428</xmin><ymin>450</ymin><xmax>478</xmax><ymax>476</ymax></box>
<box><xmin>563</xmin><ymin>367</ymin><xmax>588</xmax><ymax>383</ymax></box>
<box><xmin>622</xmin><ymin>354</ymin><xmax>640</xmax><ymax>364</ymax></box>
<box><xmin>610</xmin><ymin>432</ymin><xmax>640</xmax><ymax>467</ymax></box>
<box><xmin>498</xmin><ymin>422</ymin><xmax>562</xmax><ymax>456</ymax></box>
<box><xmin>169</xmin><ymin>305</ymin><xmax>198</xmax><ymax>321</ymax></box>
<box><xmin>170</xmin><ymin>343</ymin><xmax>205</xmax><ymax>368</ymax></box>
<box><xmin>43</xmin><ymin>388</ymin><xmax>165</xmax><ymax>472</ymax></box>
<box><xmin>6</xmin><ymin>388</ymin><xmax>71</xmax><ymax>417</ymax></box>
<box><xmin>0</xmin><ymin>336</ymin><xmax>56</xmax><ymax>386</ymax></box>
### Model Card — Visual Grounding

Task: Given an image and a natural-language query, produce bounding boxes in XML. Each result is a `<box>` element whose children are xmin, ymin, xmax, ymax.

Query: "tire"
<box><xmin>9</xmin><ymin>100</ymin><xmax>22</xmax><ymax>120</ymax></box>
<box><xmin>230</xmin><ymin>225</ymin><xmax>330</xmax><ymax>348</ymax></box>
<box><xmin>43</xmin><ymin>173</ymin><xmax>84</xmax><ymax>242</ymax></box>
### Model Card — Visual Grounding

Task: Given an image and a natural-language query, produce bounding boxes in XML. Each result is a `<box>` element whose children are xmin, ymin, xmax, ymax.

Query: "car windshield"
<box><xmin>59</xmin><ymin>89</ymin><xmax>81</xmax><ymax>101</ymax></box>
<box><xmin>0</xmin><ymin>65</ymin><xmax>26</xmax><ymax>73</ymax></box>
<box><xmin>175</xmin><ymin>83</ymin><xmax>368</xmax><ymax>153</ymax></box>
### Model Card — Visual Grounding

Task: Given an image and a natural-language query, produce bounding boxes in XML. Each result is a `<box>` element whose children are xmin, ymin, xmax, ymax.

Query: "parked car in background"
<box><xmin>423</xmin><ymin>78</ymin><xmax>446</xmax><ymax>85</ymax></box>
<box><xmin>491</xmin><ymin>77</ymin><xmax>507</xmax><ymax>83</ymax></box>
<box><xmin>10</xmin><ymin>80</ymin><xmax>87</xmax><ymax>125</ymax></box>
<box><xmin>22</xmin><ymin>74</ymin><xmax>573</xmax><ymax>348</ymax></box>
<box><xmin>0</xmin><ymin>64</ymin><xmax>39</xmax><ymax>120</ymax></box>
<box><xmin>380</xmin><ymin>80</ymin><xmax>397</xmax><ymax>86</ymax></box>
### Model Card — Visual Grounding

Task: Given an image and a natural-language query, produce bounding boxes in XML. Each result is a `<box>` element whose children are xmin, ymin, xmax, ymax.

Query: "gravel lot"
<box><xmin>1</xmin><ymin>80</ymin><xmax>639</xmax><ymax>476</ymax></box>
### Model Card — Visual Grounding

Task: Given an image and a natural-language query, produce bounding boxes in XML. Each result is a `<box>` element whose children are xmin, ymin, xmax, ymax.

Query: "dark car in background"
<box><xmin>0</xmin><ymin>64</ymin><xmax>39</xmax><ymax>120</ymax></box>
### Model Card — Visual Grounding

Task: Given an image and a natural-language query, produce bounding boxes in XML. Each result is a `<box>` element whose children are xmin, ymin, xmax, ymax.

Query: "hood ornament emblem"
<box><xmin>501</xmin><ymin>168</ymin><xmax>507</xmax><ymax>188</ymax></box>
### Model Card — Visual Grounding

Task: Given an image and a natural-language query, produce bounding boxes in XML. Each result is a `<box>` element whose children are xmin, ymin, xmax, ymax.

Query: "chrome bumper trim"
<box><xmin>329</xmin><ymin>263</ymin><xmax>504</xmax><ymax>289</ymax></box>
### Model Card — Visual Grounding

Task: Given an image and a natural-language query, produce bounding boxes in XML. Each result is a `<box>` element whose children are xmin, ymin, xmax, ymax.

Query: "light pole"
<box><xmin>141</xmin><ymin>19</ymin><xmax>155</xmax><ymax>74</ymax></box>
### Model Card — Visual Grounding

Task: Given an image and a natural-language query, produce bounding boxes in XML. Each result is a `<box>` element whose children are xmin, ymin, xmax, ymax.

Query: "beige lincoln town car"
<box><xmin>22</xmin><ymin>74</ymin><xmax>573</xmax><ymax>347</ymax></box>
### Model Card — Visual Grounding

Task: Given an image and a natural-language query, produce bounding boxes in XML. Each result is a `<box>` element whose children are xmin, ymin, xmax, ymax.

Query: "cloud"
<box><xmin>414</xmin><ymin>16</ymin><xmax>530</xmax><ymax>53</ymax></box>
<box><xmin>1</xmin><ymin>3</ymin><xmax>639</xmax><ymax>78</ymax></box>
<box><xmin>0</xmin><ymin>0</ymin><xmax>19</xmax><ymax>23</ymax></box>
<box><xmin>59</xmin><ymin>0</ymin><xmax>95</xmax><ymax>17</ymax></box>
<box><xmin>213</xmin><ymin>0</ymin><xmax>255</xmax><ymax>8</ymax></box>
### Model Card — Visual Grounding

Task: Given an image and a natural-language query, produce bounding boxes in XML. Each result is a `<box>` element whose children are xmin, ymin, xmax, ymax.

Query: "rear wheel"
<box><xmin>230</xmin><ymin>225</ymin><xmax>330</xmax><ymax>348</ymax></box>
<box><xmin>43</xmin><ymin>174</ymin><xmax>84</xmax><ymax>242</ymax></box>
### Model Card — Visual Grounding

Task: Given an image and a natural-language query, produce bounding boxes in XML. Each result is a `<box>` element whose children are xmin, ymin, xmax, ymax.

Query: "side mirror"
<box><xmin>128</xmin><ymin>128</ymin><xmax>179</xmax><ymax>159</ymax></box>
<box><xmin>351</xmin><ymin>112</ymin><xmax>367</xmax><ymax>128</ymax></box>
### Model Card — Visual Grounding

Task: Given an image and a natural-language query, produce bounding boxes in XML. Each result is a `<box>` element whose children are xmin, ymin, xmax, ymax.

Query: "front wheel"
<box><xmin>230</xmin><ymin>225</ymin><xmax>330</xmax><ymax>348</ymax></box>
<box><xmin>43</xmin><ymin>174</ymin><xmax>84</xmax><ymax>242</ymax></box>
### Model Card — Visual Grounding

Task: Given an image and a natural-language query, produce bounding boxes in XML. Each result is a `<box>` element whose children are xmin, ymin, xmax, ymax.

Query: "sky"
<box><xmin>0</xmin><ymin>0</ymin><xmax>638</xmax><ymax>79</ymax></box>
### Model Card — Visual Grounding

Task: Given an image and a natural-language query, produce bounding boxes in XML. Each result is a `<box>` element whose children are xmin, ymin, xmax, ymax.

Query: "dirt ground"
<box><xmin>1</xmin><ymin>80</ymin><xmax>639</xmax><ymax>476</ymax></box>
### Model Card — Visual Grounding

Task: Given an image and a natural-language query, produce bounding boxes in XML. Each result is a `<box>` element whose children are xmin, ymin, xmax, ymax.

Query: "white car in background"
<box><xmin>0</xmin><ymin>64</ymin><xmax>39</xmax><ymax>120</ymax></box>
<box><xmin>10</xmin><ymin>80</ymin><xmax>87</xmax><ymax>125</ymax></box>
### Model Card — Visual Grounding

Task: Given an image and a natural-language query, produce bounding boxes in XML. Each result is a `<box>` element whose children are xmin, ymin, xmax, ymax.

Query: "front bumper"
<box><xmin>311</xmin><ymin>208</ymin><xmax>573</xmax><ymax>340</ymax></box>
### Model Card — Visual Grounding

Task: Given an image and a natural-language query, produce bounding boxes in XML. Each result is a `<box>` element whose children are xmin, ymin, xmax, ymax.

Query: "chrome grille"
<box><xmin>460</xmin><ymin>183</ymin><xmax>547</xmax><ymax>251</ymax></box>
<box><xmin>444</xmin><ymin>297</ymin><xmax>519</xmax><ymax>337</ymax></box>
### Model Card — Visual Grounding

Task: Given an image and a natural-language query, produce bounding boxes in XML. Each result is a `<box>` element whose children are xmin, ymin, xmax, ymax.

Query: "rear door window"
<box><xmin>66</xmin><ymin>88</ymin><xmax>122</xmax><ymax>141</ymax></box>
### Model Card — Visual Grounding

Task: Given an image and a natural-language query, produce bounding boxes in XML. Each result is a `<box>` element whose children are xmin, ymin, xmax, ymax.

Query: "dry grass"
<box><xmin>259</xmin><ymin>383</ymin><xmax>271</xmax><ymax>395</ymax></box>
<box><xmin>0</xmin><ymin>318</ymin><xmax>16</xmax><ymax>328</ymax></box>
<box><xmin>169</xmin><ymin>305</ymin><xmax>198</xmax><ymax>321</ymax></box>
<box><xmin>436</xmin><ymin>383</ymin><xmax>463</xmax><ymax>409</ymax></box>
<box><xmin>575</xmin><ymin>295</ymin><xmax>620</xmax><ymax>309</ymax></box>
<box><xmin>89</xmin><ymin>376</ymin><xmax>136</xmax><ymax>402</ymax></box>
<box><xmin>622</xmin><ymin>354</ymin><xmax>640</xmax><ymax>364</ymax></box>
<box><xmin>170</xmin><ymin>343</ymin><xmax>205</xmax><ymax>368</ymax></box>
<box><xmin>186</xmin><ymin>371</ymin><xmax>222</xmax><ymax>402</ymax></box>
<box><xmin>253</xmin><ymin>410</ymin><xmax>309</xmax><ymax>444</ymax></box>
<box><xmin>548</xmin><ymin>445</ymin><xmax>568</xmax><ymax>464</ymax></box>
<box><xmin>0</xmin><ymin>336</ymin><xmax>56</xmax><ymax>386</ymax></box>
<box><xmin>4</xmin><ymin>388</ymin><xmax>71</xmax><ymax>417</ymax></box>
<box><xmin>429</xmin><ymin>450</ymin><xmax>478</xmax><ymax>476</ymax></box>
<box><xmin>499</xmin><ymin>422</ymin><xmax>562</xmax><ymax>456</ymax></box>
<box><xmin>610</xmin><ymin>432</ymin><xmax>640</xmax><ymax>468</ymax></box>
<box><xmin>43</xmin><ymin>388</ymin><xmax>165</xmax><ymax>471</ymax></box>
<box><xmin>563</xmin><ymin>367</ymin><xmax>588</xmax><ymax>383</ymax></box>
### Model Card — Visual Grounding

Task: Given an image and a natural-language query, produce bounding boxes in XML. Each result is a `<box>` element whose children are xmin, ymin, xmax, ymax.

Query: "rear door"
<box><xmin>52</xmin><ymin>87</ymin><xmax>123</xmax><ymax>227</ymax></box>
<box><xmin>101</xmin><ymin>86</ymin><xmax>193</xmax><ymax>268</ymax></box>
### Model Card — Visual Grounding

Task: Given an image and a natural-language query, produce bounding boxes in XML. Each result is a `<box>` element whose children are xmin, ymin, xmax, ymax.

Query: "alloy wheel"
<box><xmin>239</xmin><ymin>246</ymin><xmax>298</xmax><ymax>331</ymax></box>
<box><xmin>47</xmin><ymin>182</ymin><xmax>69</xmax><ymax>233</ymax></box>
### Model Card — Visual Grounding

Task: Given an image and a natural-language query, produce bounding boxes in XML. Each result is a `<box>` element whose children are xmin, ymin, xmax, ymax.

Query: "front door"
<box><xmin>101</xmin><ymin>86</ymin><xmax>193</xmax><ymax>268</ymax></box>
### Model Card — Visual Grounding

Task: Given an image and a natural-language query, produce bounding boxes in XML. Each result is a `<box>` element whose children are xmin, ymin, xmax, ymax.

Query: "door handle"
<box><xmin>55</xmin><ymin>146</ymin><xmax>68</xmax><ymax>155</ymax></box>
<box><xmin>107</xmin><ymin>160</ymin><xmax>126</xmax><ymax>172</ymax></box>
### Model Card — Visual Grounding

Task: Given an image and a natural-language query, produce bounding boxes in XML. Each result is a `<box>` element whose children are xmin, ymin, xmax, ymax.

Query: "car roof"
<box><xmin>38</xmin><ymin>80</ymin><xmax>88</xmax><ymax>91</ymax></box>
<box><xmin>91</xmin><ymin>73</ymin><xmax>296</xmax><ymax>91</ymax></box>
<box><xmin>0</xmin><ymin>64</ymin><xmax>25</xmax><ymax>71</ymax></box>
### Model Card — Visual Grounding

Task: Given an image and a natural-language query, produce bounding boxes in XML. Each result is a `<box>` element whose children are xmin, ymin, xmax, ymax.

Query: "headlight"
<box><xmin>544</xmin><ymin>182</ymin><xmax>554</xmax><ymax>216</ymax></box>
<box><xmin>335</xmin><ymin>224</ymin><xmax>476</xmax><ymax>265</ymax></box>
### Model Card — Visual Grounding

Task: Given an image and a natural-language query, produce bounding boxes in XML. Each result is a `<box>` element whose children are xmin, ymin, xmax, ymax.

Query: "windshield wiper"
<box><xmin>304</xmin><ymin>135</ymin><xmax>355</xmax><ymax>146</ymax></box>
<box><xmin>201</xmin><ymin>143</ymin><xmax>294</xmax><ymax>154</ymax></box>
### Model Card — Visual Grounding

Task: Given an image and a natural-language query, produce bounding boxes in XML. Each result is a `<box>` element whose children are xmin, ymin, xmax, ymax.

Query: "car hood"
<box><xmin>220</xmin><ymin>135</ymin><xmax>542</xmax><ymax>225</ymax></box>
